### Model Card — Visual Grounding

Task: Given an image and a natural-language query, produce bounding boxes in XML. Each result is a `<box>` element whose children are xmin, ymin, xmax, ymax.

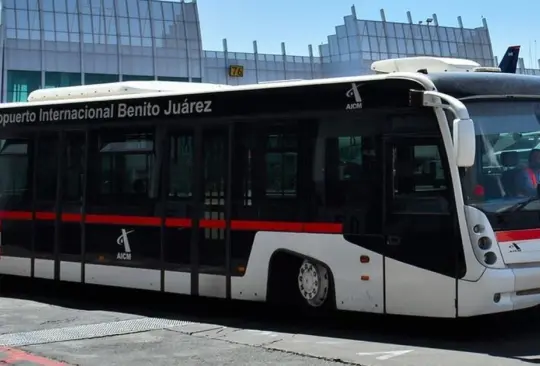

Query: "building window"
<box><xmin>6</xmin><ymin>70</ymin><xmax>41</xmax><ymax>102</ymax></box>
<box><xmin>85</xmin><ymin>73</ymin><xmax>119</xmax><ymax>85</ymax></box>
<box><xmin>45</xmin><ymin>72</ymin><xmax>82</xmax><ymax>88</ymax></box>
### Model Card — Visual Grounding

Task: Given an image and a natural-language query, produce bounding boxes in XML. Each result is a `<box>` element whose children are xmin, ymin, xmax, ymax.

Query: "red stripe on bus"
<box><xmin>496</xmin><ymin>229</ymin><xmax>540</xmax><ymax>242</ymax></box>
<box><xmin>0</xmin><ymin>210</ymin><xmax>343</xmax><ymax>234</ymax></box>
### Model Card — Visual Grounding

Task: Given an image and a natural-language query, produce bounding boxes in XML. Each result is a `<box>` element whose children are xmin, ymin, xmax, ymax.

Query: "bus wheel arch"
<box><xmin>266</xmin><ymin>249</ymin><xmax>336</xmax><ymax>310</ymax></box>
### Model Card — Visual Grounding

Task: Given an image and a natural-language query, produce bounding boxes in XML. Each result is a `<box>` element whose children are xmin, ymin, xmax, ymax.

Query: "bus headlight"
<box><xmin>484</xmin><ymin>252</ymin><xmax>497</xmax><ymax>265</ymax></box>
<box><xmin>478</xmin><ymin>237</ymin><xmax>492</xmax><ymax>250</ymax></box>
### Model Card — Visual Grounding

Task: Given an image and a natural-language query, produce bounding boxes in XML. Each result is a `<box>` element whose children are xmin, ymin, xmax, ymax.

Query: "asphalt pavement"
<box><xmin>0</xmin><ymin>277</ymin><xmax>539</xmax><ymax>366</ymax></box>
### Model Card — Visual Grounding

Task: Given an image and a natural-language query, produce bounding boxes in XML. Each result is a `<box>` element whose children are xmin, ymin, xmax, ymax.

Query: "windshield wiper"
<box><xmin>499</xmin><ymin>196</ymin><xmax>540</xmax><ymax>213</ymax></box>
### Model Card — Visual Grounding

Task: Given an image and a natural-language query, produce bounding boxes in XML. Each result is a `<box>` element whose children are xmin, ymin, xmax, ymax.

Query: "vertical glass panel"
<box><xmin>366</xmin><ymin>21</ymin><xmax>376</xmax><ymax>35</ymax></box>
<box><xmin>162</xmin><ymin>2</ymin><xmax>173</xmax><ymax>21</ymax></box>
<box><xmin>92</xmin><ymin>15</ymin><xmax>105</xmax><ymax>34</ymax></box>
<box><xmin>81</xmin><ymin>14</ymin><xmax>92</xmax><ymax>33</ymax></box>
<box><xmin>397</xmin><ymin>38</ymin><xmax>407</xmax><ymax>54</ymax></box>
<box><xmin>151</xmin><ymin>19</ymin><xmax>164</xmax><ymax>37</ymax></box>
<box><xmin>369</xmin><ymin>37</ymin><xmax>379</xmax><ymax>52</ymax></box>
<box><xmin>336</xmin><ymin>25</ymin><xmax>347</xmax><ymax>38</ymax></box>
<box><xmin>150</xmin><ymin>1</ymin><xmax>163</xmax><ymax>19</ymax></box>
<box><xmin>405</xmin><ymin>39</ymin><xmax>414</xmax><ymax>53</ymax></box>
<box><xmin>41</xmin><ymin>0</ymin><xmax>53</xmax><ymax>11</ymax></box>
<box><xmin>28</xmin><ymin>0</ymin><xmax>39</xmax><ymax>10</ymax></box>
<box><xmin>4</xmin><ymin>9</ymin><xmax>16</xmax><ymax>28</ymax></box>
<box><xmin>348</xmin><ymin>36</ymin><xmax>360</xmax><ymax>53</ymax></box>
<box><xmin>403</xmin><ymin>24</ymin><xmax>412</xmax><ymax>38</ymax></box>
<box><xmin>440</xmin><ymin>41</ymin><xmax>450</xmax><ymax>56</ymax></box>
<box><xmin>67</xmin><ymin>13</ymin><xmax>79</xmax><ymax>33</ymax></box>
<box><xmin>184</xmin><ymin>3</ymin><xmax>197</xmax><ymax>22</ymax></box>
<box><xmin>345</xmin><ymin>15</ymin><xmax>357</xmax><ymax>36</ymax></box>
<box><xmin>42</xmin><ymin>12</ymin><xmax>55</xmax><ymax>31</ymax></box>
<box><xmin>423</xmin><ymin>40</ymin><xmax>432</xmax><ymax>54</ymax></box>
<box><xmin>394</xmin><ymin>23</ymin><xmax>404</xmax><ymax>37</ymax></box>
<box><xmin>66</xmin><ymin>0</ymin><xmax>77</xmax><ymax>13</ymax></box>
<box><xmin>16</xmin><ymin>9</ymin><xmax>30</xmax><ymax>29</ymax></box>
<box><xmin>116</xmin><ymin>0</ymin><xmax>128</xmax><ymax>17</ymax></box>
<box><xmin>118</xmin><ymin>17</ymin><xmax>130</xmax><ymax>36</ymax></box>
<box><xmin>129</xmin><ymin>18</ymin><xmax>141</xmax><ymax>36</ymax></box>
<box><xmin>378</xmin><ymin>37</ymin><xmax>387</xmax><ymax>53</ymax></box>
<box><xmin>105</xmin><ymin>16</ymin><xmax>116</xmax><ymax>35</ymax></box>
<box><xmin>375</xmin><ymin>22</ymin><xmax>384</xmax><ymax>37</ymax></box>
<box><xmin>387</xmin><ymin>38</ymin><xmax>398</xmax><ymax>53</ymax></box>
<box><xmin>57</xmin><ymin>0</ymin><xmax>67</xmax><ymax>12</ymax></box>
<box><xmin>140</xmin><ymin>19</ymin><xmax>151</xmax><ymax>38</ymax></box>
<box><xmin>28</xmin><ymin>11</ymin><xmax>40</xmax><ymax>29</ymax></box>
<box><xmin>385</xmin><ymin>23</ymin><xmax>395</xmax><ymax>37</ymax></box>
<box><xmin>126</xmin><ymin>0</ymin><xmax>139</xmax><ymax>18</ymax></box>
<box><xmin>55</xmin><ymin>12</ymin><xmax>68</xmax><ymax>32</ymax></box>
<box><xmin>138</xmin><ymin>0</ymin><xmax>150</xmax><ymax>19</ymax></box>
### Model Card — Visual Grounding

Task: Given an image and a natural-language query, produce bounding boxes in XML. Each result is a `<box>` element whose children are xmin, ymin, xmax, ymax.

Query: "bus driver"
<box><xmin>516</xmin><ymin>148</ymin><xmax>540</xmax><ymax>196</ymax></box>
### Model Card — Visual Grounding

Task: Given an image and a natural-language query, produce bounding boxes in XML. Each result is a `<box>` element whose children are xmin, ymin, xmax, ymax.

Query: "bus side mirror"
<box><xmin>453</xmin><ymin>118</ymin><xmax>475</xmax><ymax>167</ymax></box>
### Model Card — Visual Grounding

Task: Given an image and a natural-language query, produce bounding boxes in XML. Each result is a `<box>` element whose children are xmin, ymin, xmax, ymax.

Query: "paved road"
<box><xmin>0</xmin><ymin>280</ymin><xmax>539</xmax><ymax>365</ymax></box>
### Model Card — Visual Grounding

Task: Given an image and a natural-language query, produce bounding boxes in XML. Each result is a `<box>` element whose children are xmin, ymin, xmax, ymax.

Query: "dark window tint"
<box><xmin>62</xmin><ymin>132</ymin><xmax>86</xmax><ymax>202</ymax></box>
<box><xmin>0</xmin><ymin>135</ymin><xmax>33</xmax><ymax>257</ymax></box>
<box><xmin>392</xmin><ymin>142</ymin><xmax>450</xmax><ymax>213</ymax></box>
<box><xmin>88</xmin><ymin>128</ymin><xmax>157</xmax><ymax>206</ymax></box>
<box><xmin>169</xmin><ymin>133</ymin><xmax>193</xmax><ymax>199</ymax></box>
<box><xmin>0</xmin><ymin>138</ymin><xmax>30</xmax><ymax>204</ymax></box>
<box><xmin>35</xmin><ymin>132</ymin><xmax>60</xmax><ymax>202</ymax></box>
<box><xmin>265</xmin><ymin>131</ymin><xmax>298</xmax><ymax>197</ymax></box>
<box><xmin>315</xmin><ymin>117</ymin><xmax>383</xmax><ymax>226</ymax></box>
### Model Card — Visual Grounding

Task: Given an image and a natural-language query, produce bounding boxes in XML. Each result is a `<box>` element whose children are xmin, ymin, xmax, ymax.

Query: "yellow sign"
<box><xmin>228</xmin><ymin>65</ymin><xmax>244</xmax><ymax>77</ymax></box>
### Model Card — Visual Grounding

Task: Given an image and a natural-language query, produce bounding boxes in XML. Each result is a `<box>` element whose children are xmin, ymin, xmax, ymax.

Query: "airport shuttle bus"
<box><xmin>2</xmin><ymin>56</ymin><xmax>540</xmax><ymax>318</ymax></box>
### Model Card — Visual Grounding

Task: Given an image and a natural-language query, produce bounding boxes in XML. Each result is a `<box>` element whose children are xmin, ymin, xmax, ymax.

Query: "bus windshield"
<box><xmin>463</xmin><ymin>99</ymin><xmax>540</xmax><ymax>212</ymax></box>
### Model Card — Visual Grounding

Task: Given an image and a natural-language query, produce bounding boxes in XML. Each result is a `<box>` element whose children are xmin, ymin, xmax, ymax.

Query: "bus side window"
<box><xmin>316</xmin><ymin>116</ymin><xmax>383</xmax><ymax>229</ymax></box>
<box><xmin>392</xmin><ymin>143</ymin><xmax>450</xmax><ymax>213</ymax></box>
<box><xmin>87</xmin><ymin>129</ymin><xmax>156</xmax><ymax>209</ymax></box>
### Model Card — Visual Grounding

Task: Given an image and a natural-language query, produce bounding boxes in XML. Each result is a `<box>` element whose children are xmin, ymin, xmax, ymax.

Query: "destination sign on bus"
<box><xmin>0</xmin><ymin>98</ymin><xmax>213</xmax><ymax>127</ymax></box>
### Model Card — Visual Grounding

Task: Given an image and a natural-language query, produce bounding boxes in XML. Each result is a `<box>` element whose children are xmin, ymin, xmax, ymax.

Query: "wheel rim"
<box><xmin>297</xmin><ymin>260</ymin><xmax>329</xmax><ymax>307</ymax></box>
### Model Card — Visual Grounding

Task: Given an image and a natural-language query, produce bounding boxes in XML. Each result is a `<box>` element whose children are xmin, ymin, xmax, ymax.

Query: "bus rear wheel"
<box><xmin>297</xmin><ymin>259</ymin><xmax>329</xmax><ymax>308</ymax></box>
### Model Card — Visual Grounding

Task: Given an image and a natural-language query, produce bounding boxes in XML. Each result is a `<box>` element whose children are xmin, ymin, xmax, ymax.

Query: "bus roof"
<box><xmin>2</xmin><ymin>56</ymin><xmax>540</xmax><ymax>111</ymax></box>
<box><xmin>27</xmin><ymin>81</ymin><xmax>234</xmax><ymax>102</ymax></box>
<box><xmin>0</xmin><ymin>73</ymin><xmax>396</xmax><ymax>109</ymax></box>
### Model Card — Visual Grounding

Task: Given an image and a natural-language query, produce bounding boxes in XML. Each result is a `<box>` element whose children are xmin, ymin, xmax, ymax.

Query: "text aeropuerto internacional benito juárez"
<box><xmin>0</xmin><ymin>98</ymin><xmax>213</xmax><ymax>126</ymax></box>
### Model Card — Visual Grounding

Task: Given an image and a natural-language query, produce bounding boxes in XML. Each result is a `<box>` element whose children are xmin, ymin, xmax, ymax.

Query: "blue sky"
<box><xmin>197</xmin><ymin>0</ymin><xmax>540</xmax><ymax>68</ymax></box>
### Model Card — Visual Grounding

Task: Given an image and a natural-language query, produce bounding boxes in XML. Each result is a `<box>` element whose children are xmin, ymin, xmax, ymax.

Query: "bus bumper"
<box><xmin>459</xmin><ymin>266</ymin><xmax>540</xmax><ymax>317</ymax></box>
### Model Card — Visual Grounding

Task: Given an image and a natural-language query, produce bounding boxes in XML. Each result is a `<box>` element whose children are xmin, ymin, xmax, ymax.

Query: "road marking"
<box><xmin>356</xmin><ymin>350</ymin><xmax>413</xmax><ymax>360</ymax></box>
<box><xmin>0</xmin><ymin>347</ymin><xmax>68</xmax><ymax>365</ymax></box>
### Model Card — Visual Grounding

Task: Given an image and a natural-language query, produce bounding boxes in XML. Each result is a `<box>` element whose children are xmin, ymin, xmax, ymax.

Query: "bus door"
<box><xmin>165</xmin><ymin>124</ymin><xmax>230</xmax><ymax>298</ymax></box>
<box><xmin>33</xmin><ymin>131</ymin><xmax>62</xmax><ymax>281</ymax></box>
<box><xmin>191</xmin><ymin>124</ymin><xmax>230</xmax><ymax>298</ymax></box>
<box><xmin>383</xmin><ymin>136</ymin><xmax>461</xmax><ymax>317</ymax></box>
<box><xmin>58</xmin><ymin>131</ymin><xmax>86</xmax><ymax>283</ymax></box>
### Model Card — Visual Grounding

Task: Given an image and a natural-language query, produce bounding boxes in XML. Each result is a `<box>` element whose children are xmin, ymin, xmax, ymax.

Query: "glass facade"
<box><xmin>1</xmin><ymin>0</ymin><xmax>203</xmax><ymax>101</ymax></box>
<box><xmin>317</xmin><ymin>10</ymin><xmax>494</xmax><ymax>78</ymax></box>
<box><xmin>0</xmin><ymin>1</ymin><xmax>524</xmax><ymax>102</ymax></box>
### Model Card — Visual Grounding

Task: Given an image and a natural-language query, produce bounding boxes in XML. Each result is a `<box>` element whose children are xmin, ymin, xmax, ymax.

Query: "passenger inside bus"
<box><xmin>515</xmin><ymin>148</ymin><xmax>540</xmax><ymax>196</ymax></box>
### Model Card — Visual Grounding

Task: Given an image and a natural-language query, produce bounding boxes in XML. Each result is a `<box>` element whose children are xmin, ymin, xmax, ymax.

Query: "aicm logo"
<box><xmin>116</xmin><ymin>228</ymin><xmax>134</xmax><ymax>260</ymax></box>
<box><xmin>345</xmin><ymin>83</ymin><xmax>363</xmax><ymax>110</ymax></box>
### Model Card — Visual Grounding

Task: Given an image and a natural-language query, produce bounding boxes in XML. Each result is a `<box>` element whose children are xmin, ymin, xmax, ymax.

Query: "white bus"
<box><xmin>1</xmin><ymin>56</ymin><xmax>540</xmax><ymax>318</ymax></box>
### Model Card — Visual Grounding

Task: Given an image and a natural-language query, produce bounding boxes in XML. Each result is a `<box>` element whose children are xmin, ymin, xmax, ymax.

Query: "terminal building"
<box><xmin>0</xmin><ymin>0</ymin><xmax>537</xmax><ymax>103</ymax></box>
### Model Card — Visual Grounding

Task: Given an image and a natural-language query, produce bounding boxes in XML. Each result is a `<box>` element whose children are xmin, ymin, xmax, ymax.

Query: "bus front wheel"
<box><xmin>297</xmin><ymin>259</ymin><xmax>329</xmax><ymax>308</ymax></box>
